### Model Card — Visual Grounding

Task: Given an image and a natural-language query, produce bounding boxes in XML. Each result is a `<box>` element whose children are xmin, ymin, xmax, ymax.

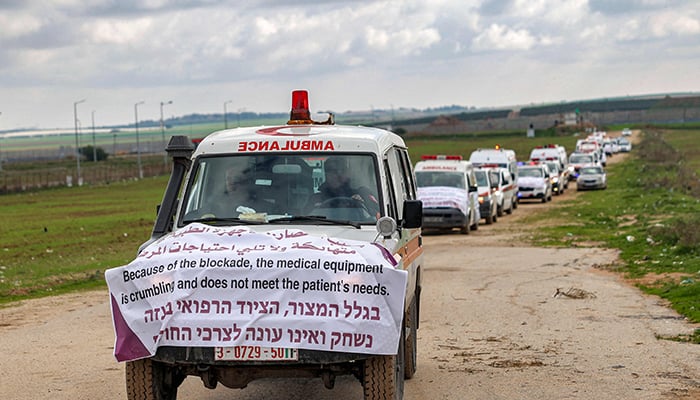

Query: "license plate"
<box><xmin>424</xmin><ymin>217</ymin><xmax>442</xmax><ymax>223</ymax></box>
<box><xmin>214</xmin><ymin>346</ymin><xmax>299</xmax><ymax>361</ymax></box>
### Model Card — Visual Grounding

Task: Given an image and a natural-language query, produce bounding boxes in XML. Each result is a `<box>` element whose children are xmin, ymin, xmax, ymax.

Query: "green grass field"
<box><xmin>1</xmin><ymin>126</ymin><xmax>699</xmax><ymax>338</ymax></box>
<box><xmin>0</xmin><ymin>177</ymin><xmax>167</xmax><ymax>301</ymax></box>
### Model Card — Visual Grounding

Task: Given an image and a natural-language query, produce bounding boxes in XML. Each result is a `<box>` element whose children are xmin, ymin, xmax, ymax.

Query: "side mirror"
<box><xmin>402</xmin><ymin>200</ymin><xmax>423</xmax><ymax>229</ymax></box>
<box><xmin>469</xmin><ymin>185</ymin><xmax>478</xmax><ymax>193</ymax></box>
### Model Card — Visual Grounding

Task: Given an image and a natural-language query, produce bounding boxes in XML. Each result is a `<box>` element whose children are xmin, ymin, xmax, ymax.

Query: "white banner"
<box><xmin>417</xmin><ymin>186</ymin><xmax>469</xmax><ymax>216</ymax></box>
<box><xmin>105</xmin><ymin>224</ymin><xmax>407</xmax><ymax>362</ymax></box>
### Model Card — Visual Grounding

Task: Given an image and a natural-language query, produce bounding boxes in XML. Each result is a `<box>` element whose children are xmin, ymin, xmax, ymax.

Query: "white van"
<box><xmin>469</xmin><ymin>146</ymin><xmax>519</xmax><ymax>184</ymax></box>
<box><xmin>529</xmin><ymin>144</ymin><xmax>568</xmax><ymax>171</ymax></box>
<box><xmin>107</xmin><ymin>90</ymin><xmax>424</xmax><ymax>400</ymax></box>
<box><xmin>415</xmin><ymin>155</ymin><xmax>480</xmax><ymax>234</ymax></box>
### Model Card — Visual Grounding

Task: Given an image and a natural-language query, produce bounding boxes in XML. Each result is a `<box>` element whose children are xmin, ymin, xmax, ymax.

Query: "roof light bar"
<box><xmin>421</xmin><ymin>155</ymin><xmax>463</xmax><ymax>160</ymax></box>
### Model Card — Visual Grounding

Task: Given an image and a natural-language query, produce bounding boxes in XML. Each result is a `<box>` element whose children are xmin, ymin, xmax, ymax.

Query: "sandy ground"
<box><xmin>1</xmin><ymin>131</ymin><xmax>699</xmax><ymax>399</ymax></box>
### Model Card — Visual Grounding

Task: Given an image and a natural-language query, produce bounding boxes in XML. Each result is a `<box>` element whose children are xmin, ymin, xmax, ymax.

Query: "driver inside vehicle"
<box><xmin>219</xmin><ymin>166</ymin><xmax>256</xmax><ymax>215</ymax></box>
<box><xmin>306</xmin><ymin>156</ymin><xmax>380</xmax><ymax>219</ymax></box>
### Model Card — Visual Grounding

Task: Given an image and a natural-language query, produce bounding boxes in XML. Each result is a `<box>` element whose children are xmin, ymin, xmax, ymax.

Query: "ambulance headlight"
<box><xmin>376</xmin><ymin>217</ymin><xmax>397</xmax><ymax>238</ymax></box>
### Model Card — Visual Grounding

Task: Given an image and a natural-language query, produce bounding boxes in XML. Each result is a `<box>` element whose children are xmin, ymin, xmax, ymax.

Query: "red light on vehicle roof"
<box><xmin>286</xmin><ymin>90</ymin><xmax>335</xmax><ymax>125</ymax></box>
<box><xmin>421</xmin><ymin>155</ymin><xmax>462</xmax><ymax>160</ymax></box>
<box><xmin>288</xmin><ymin>90</ymin><xmax>311</xmax><ymax>124</ymax></box>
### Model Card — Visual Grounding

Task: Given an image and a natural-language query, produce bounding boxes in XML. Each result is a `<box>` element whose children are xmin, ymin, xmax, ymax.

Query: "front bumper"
<box><xmin>518</xmin><ymin>186</ymin><xmax>546</xmax><ymax>199</ymax></box>
<box><xmin>478</xmin><ymin>199</ymin><xmax>493</xmax><ymax>217</ymax></box>
<box><xmin>577</xmin><ymin>179</ymin><xmax>604</xmax><ymax>189</ymax></box>
<box><xmin>151</xmin><ymin>346</ymin><xmax>370</xmax><ymax>389</ymax></box>
<box><xmin>422</xmin><ymin>208</ymin><xmax>467</xmax><ymax>229</ymax></box>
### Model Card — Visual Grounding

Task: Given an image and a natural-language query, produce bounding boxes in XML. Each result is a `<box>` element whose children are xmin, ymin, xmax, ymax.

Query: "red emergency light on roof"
<box><xmin>421</xmin><ymin>155</ymin><xmax>463</xmax><ymax>160</ymax></box>
<box><xmin>288</xmin><ymin>90</ymin><xmax>311</xmax><ymax>123</ymax></box>
<box><xmin>287</xmin><ymin>90</ymin><xmax>335</xmax><ymax>125</ymax></box>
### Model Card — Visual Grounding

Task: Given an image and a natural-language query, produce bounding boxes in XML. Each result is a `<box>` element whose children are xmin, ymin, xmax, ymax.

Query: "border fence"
<box><xmin>0</xmin><ymin>157</ymin><xmax>170</xmax><ymax>194</ymax></box>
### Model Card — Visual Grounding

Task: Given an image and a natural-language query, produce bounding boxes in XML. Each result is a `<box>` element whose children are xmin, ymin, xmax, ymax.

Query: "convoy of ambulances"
<box><xmin>414</xmin><ymin>155</ymin><xmax>480</xmax><ymax>234</ymax></box>
<box><xmin>107</xmin><ymin>91</ymin><xmax>423</xmax><ymax>400</ymax></box>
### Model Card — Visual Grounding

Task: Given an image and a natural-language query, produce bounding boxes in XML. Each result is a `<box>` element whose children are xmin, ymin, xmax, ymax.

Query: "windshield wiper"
<box><xmin>181</xmin><ymin>216</ymin><xmax>265</xmax><ymax>225</ymax></box>
<box><xmin>268</xmin><ymin>215</ymin><xmax>362</xmax><ymax>229</ymax></box>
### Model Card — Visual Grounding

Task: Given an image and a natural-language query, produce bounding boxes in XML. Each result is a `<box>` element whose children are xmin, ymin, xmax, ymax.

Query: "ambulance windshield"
<box><xmin>180</xmin><ymin>153</ymin><xmax>381</xmax><ymax>225</ymax></box>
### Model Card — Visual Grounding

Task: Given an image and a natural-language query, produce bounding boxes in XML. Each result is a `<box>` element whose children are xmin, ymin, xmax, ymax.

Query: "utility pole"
<box><xmin>224</xmin><ymin>100</ymin><xmax>232</xmax><ymax>129</ymax></box>
<box><xmin>91</xmin><ymin>110</ymin><xmax>97</xmax><ymax>162</ymax></box>
<box><xmin>73</xmin><ymin>99</ymin><xmax>86</xmax><ymax>185</ymax></box>
<box><xmin>160</xmin><ymin>100</ymin><xmax>173</xmax><ymax>167</ymax></box>
<box><xmin>0</xmin><ymin>111</ymin><xmax>3</xmax><ymax>171</ymax></box>
<box><xmin>134</xmin><ymin>101</ymin><xmax>145</xmax><ymax>179</ymax></box>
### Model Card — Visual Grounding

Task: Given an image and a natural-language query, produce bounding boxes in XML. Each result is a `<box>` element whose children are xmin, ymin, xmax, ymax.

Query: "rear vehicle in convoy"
<box><xmin>474</xmin><ymin>168</ymin><xmax>498</xmax><ymax>224</ymax></box>
<box><xmin>517</xmin><ymin>163</ymin><xmax>552</xmax><ymax>203</ymax></box>
<box><xmin>545</xmin><ymin>161</ymin><xmax>566</xmax><ymax>195</ymax></box>
<box><xmin>415</xmin><ymin>155</ymin><xmax>480</xmax><ymax>233</ymax></box>
<box><xmin>106</xmin><ymin>90</ymin><xmax>424</xmax><ymax>400</ymax></box>
<box><xmin>529</xmin><ymin>144</ymin><xmax>568</xmax><ymax>172</ymax></box>
<box><xmin>577</xmin><ymin>166</ymin><xmax>607</xmax><ymax>190</ymax></box>
<box><xmin>567</xmin><ymin>152</ymin><xmax>598</xmax><ymax>181</ymax></box>
<box><xmin>469</xmin><ymin>146</ymin><xmax>518</xmax><ymax>184</ymax></box>
<box><xmin>616</xmin><ymin>137</ymin><xmax>632</xmax><ymax>152</ymax></box>
<box><xmin>487</xmin><ymin>167</ymin><xmax>517</xmax><ymax>215</ymax></box>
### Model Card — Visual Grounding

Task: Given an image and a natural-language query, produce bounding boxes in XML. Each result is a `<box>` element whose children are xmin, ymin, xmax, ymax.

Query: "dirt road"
<box><xmin>1</xmin><ymin>138</ymin><xmax>699</xmax><ymax>399</ymax></box>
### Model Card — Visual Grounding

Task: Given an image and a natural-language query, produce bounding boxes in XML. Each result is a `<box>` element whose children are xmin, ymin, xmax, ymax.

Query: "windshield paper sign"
<box><xmin>105</xmin><ymin>224</ymin><xmax>407</xmax><ymax>362</ymax></box>
<box><xmin>417</xmin><ymin>186</ymin><xmax>469</xmax><ymax>216</ymax></box>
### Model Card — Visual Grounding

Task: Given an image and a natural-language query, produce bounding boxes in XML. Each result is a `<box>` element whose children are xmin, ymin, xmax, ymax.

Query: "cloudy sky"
<box><xmin>1</xmin><ymin>0</ymin><xmax>699</xmax><ymax>130</ymax></box>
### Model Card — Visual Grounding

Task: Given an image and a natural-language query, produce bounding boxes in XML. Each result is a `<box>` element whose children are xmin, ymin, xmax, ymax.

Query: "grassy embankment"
<box><xmin>1</xmin><ymin>126</ymin><xmax>698</xmax><ymax>345</ymax></box>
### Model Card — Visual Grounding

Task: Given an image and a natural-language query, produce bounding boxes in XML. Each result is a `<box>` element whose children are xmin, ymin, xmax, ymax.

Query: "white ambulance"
<box><xmin>414</xmin><ymin>155</ymin><xmax>480</xmax><ymax>234</ymax></box>
<box><xmin>109</xmin><ymin>90</ymin><xmax>423</xmax><ymax>400</ymax></box>
<box><xmin>468</xmin><ymin>146</ymin><xmax>519</xmax><ymax>184</ymax></box>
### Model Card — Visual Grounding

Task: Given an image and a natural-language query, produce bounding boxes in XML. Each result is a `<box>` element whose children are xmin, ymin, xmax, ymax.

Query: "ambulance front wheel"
<box><xmin>126</xmin><ymin>358</ymin><xmax>184</xmax><ymax>400</ymax></box>
<box><xmin>362</xmin><ymin>321</ymin><xmax>406</xmax><ymax>400</ymax></box>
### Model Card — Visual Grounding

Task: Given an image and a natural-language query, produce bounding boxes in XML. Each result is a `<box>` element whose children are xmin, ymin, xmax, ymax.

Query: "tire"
<box><xmin>505</xmin><ymin>200</ymin><xmax>513</xmax><ymax>215</ymax></box>
<box><xmin>404</xmin><ymin>297</ymin><xmax>418</xmax><ymax>379</ymax></box>
<box><xmin>363</xmin><ymin>326</ymin><xmax>405</xmax><ymax>400</ymax></box>
<box><xmin>512</xmin><ymin>198</ymin><xmax>518</xmax><ymax>210</ymax></box>
<box><xmin>484</xmin><ymin>212</ymin><xmax>493</xmax><ymax>225</ymax></box>
<box><xmin>496</xmin><ymin>203</ymin><xmax>504</xmax><ymax>217</ymax></box>
<box><xmin>541</xmin><ymin>196</ymin><xmax>547</xmax><ymax>203</ymax></box>
<box><xmin>126</xmin><ymin>358</ymin><xmax>183</xmax><ymax>400</ymax></box>
<box><xmin>459</xmin><ymin>220</ymin><xmax>470</xmax><ymax>234</ymax></box>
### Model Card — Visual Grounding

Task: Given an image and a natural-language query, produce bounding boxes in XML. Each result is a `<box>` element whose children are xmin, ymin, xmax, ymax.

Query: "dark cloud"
<box><xmin>588</xmin><ymin>0</ymin><xmax>685</xmax><ymax>15</ymax></box>
<box><xmin>478</xmin><ymin>0</ymin><xmax>514</xmax><ymax>16</ymax></box>
<box><xmin>7</xmin><ymin>20</ymin><xmax>78</xmax><ymax>50</ymax></box>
